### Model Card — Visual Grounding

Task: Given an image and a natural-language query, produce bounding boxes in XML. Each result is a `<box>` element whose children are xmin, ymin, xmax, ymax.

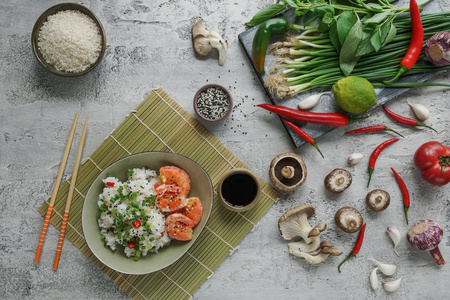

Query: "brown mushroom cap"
<box><xmin>269</xmin><ymin>152</ymin><xmax>307</xmax><ymax>192</ymax></box>
<box><xmin>334</xmin><ymin>207</ymin><xmax>363</xmax><ymax>233</ymax></box>
<box><xmin>366</xmin><ymin>189</ymin><xmax>390</xmax><ymax>212</ymax></box>
<box><xmin>324</xmin><ymin>168</ymin><xmax>352</xmax><ymax>194</ymax></box>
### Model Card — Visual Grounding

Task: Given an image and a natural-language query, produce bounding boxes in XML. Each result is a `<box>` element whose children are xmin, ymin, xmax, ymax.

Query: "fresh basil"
<box><xmin>381</xmin><ymin>23</ymin><xmax>397</xmax><ymax>47</ymax></box>
<box><xmin>356</xmin><ymin>30</ymin><xmax>375</xmax><ymax>57</ymax></box>
<box><xmin>245</xmin><ymin>4</ymin><xmax>287</xmax><ymax>26</ymax></box>
<box><xmin>370</xmin><ymin>28</ymin><xmax>382</xmax><ymax>52</ymax></box>
<box><xmin>340</xmin><ymin>19</ymin><xmax>364</xmax><ymax>76</ymax></box>
<box><xmin>328</xmin><ymin>20</ymin><xmax>341</xmax><ymax>52</ymax></box>
<box><xmin>318</xmin><ymin>12</ymin><xmax>334</xmax><ymax>31</ymax></box>
<box><xmin>337</xmin><ymin>11</ymin><xmax>358</xmax><ymax>45</ymax></box>
<box><xmin>364</xmin><ymin>12</ymin><xmax>392</xmax><ymax>24</ymax></box>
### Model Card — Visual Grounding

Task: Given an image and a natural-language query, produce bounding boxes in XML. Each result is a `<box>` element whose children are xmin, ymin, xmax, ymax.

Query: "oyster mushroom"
<box><xmin>308</xmin><ymin>222</ymin><xmax>327</xmax><ymax>237</ymax></box>
<box><xmin>278</xmin><ymin>204</ymin><xmax>315</xmax><ymax>243</ymax></box>
<box><xmin>407</xmin><ymin>219</ymin><xmax>445</xmax><ymax>266</ymax></box>
<box><xmin>335</xmin><ymin>207</ymin><xmax>363</xmax><ymax>233</ymax></box>
<box><xmin>320</xmin><ymin>247</ymin><xmax>343</xmax><ymax>256</ymax></box>
<box><xmin>191</xmin><ymin>20</ymin><xmax>228</xmax><ymax>65</ymax></box>
<box><xmin>288</xmin><ymin>236</ymin><xmax>321</xmax><ymax>254</ymax></box>
<box><xmin>288</xmin><ymin>245</ymin><xmax>331</xmax><ymax>264</ymax></box>
<box><xmin>269</xmin><ymin>152</ymin><xmax>307</xmax><ymax>192</ymax></box>
<box><xmin>366</xmin><ymin>189</ymin><xmax>390</xmax><ymax>212</ymax></box>
<box><xmin>324</xmin><ymin>168</ymin><xmax>352</xmax><ymax>194</ymax></box>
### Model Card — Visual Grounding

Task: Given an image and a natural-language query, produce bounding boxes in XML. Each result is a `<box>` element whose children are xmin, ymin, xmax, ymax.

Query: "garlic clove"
<box><xmin>382</xmin><ymin>276</ymin><xmax>405</xmax><ymax>292</ymax></box>
<box><xmin>370</xmin><ymin>267</ymin><xmax>379</xmax><ymax>290</ymax></box>
<box><xmin>297</xmin><ymin>93</ymin><xmax>328</xmax><ymax>110</ymax></box>
<box><xmin>407</xmin><ymin>102</ymin><xmax>429</xmax><ymax>121</ymax></box>
<box><xmin>369</xmin><ymin>258</ymin><xmax>397</xmax><ymax>276</ymax></box>
<box><xmin>347</xmin><ymin>153</ymin><xmax>366</xmax><ymax>165</ymax></box>
<box><xmin>386</xmin><ymin>226</ymin><xmax>401</xmax><ymax>257</ymax></box>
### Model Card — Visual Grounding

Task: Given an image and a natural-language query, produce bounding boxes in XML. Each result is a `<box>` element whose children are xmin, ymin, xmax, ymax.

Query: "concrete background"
<box><xmin>1</xmin><ymin>0</ymin><xmax>449</xmax><ymax>299</ymax></box>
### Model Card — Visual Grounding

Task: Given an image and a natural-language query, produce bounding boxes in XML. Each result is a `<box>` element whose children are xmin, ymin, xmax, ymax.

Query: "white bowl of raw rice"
<box><xmin>82</xmin><ymin>152</ymin><xmax>214</xmax><ymax>275</ymax></box>
<box><xmin>31</xmin><ymin>3</ymin><xmax>106</xmax><ymax>77</ymax></box>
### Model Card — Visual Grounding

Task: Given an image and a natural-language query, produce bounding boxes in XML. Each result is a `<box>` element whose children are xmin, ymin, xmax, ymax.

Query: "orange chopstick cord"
<box><xmin>34</xmin><ymin>113</ymin><xmax>79</xmax><ymax>264</ymax></box>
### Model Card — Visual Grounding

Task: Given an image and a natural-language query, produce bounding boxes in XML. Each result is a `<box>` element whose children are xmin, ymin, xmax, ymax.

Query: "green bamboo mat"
<box><xmin>38</xmin><ymin>86</ymin><xmax>280</xmax><ymax>300</ymax></box>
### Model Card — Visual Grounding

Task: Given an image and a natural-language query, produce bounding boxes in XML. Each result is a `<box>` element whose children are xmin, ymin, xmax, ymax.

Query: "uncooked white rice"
<box><xmin>38</xmin><ymin>10</ymin><xmax>102</xmax><ymax>73</ymax></box>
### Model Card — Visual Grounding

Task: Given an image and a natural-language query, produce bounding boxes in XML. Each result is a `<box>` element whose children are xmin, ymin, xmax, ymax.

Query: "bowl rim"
<box><xmin>31</xmin><ymin>2</ymin><xmax>106</xmax><ymax>77</ymax></box>
<box><xmin>81</xmin><ymin>151</ymin><xmax>214</xmax><ymax>275</ymax></box>
<box><xmin>193</xmin><ymin>84</ymin><xmax>233</xmax><ymax>122</ymax></box>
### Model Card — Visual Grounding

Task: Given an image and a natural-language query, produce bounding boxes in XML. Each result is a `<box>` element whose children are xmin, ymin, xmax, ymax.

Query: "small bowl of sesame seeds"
<box><xmin>193</xmin><ymin>84</ymin><xmax>233</xmax><ymax>122</ymax></box>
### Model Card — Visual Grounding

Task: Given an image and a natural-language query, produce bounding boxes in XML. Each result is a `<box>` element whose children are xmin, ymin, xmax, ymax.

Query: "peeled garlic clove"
<box><xmin>298</xmin><ymin>93</ymin><xmax>327</xmax><ymax>110</ymax></box>
<box><xmin>382</xmin><ymin>276</ymin><xmax>405</xmax><ymax>292</ymax></box>
<box><xmin>386</xmin><ymin>226</ymin><xmax>401</xmax><ymax>257</ymax></box>
<box><xmin>408</xmin><ymin>102</ymin><xmax>429</xmax><ymax>121</ymax></box>
<box><xmin>369</xmin><ymin>258</ymin><xmax>397</xmax><ymax>276</ymax></box>
<box><xmin>347</xmin><ymin>153</ymin><xmax>365</xmax><ymax>165</ymax></box>
<box><xmin>370</xmin><ymin>267</ymin><xmax>379</xmax><ymax>290</ymax></box>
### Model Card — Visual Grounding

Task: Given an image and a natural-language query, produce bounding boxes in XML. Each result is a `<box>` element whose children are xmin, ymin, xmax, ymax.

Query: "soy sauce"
<box><xmin>221</xmin><ymin>172</ymin><xmax>258</xmax><ymax>207</ymax></box>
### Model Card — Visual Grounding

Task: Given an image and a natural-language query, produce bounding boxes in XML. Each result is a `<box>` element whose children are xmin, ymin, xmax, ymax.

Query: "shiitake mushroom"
<box><xmin>366</xmin><ymin>189</ymin><xmax>390</xmax><ymax>212</ymax></box>
<box><xmin>324</xmin><ymin>168</ymin><xmax>352</xmax><ymax>194</ymax></box>
<box><xmin>335</xmin><ymin>207</ymin><xmax>363</xmax><ymax>233</ymax></box>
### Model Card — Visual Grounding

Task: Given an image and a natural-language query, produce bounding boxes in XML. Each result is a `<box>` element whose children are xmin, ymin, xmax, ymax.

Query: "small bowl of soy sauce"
<box><xmin>218</xmin><ymin>168</ymin><xmax>261</xmax><ymax>212</ymax></box>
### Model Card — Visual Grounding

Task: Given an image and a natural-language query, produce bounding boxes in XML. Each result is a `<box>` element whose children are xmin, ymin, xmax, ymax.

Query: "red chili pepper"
<box><xmin>132</xmin><ymin>220</ymin><xmax>141</xmax><ymax>228</ymax></box>
<box><xmin>160</xmin><ymin>232</ymin><xmax>164</xmax><ymax>237</ymax></box>
<box><xmin>345</xmin><ymin>125</ymin><xmax>403</xmax><ymax>137</ymax></box>
<box><xmin>258</xmin><ymin>104</ymin><xmax>365</xmax><ymax>127</ymax></box>
<box><xmin>338</xmin><ymin>223</ymin><xmax>366</xmax><ymax>273</ymax></box>
<box><xmin>282</xmin><ymin>119</ymin><xmax>324</xmax><ymax>158</ymax></box>
<box><xmin>382</xmin><ymin>105</ymin><xmax>437</xmax><ymax>133</ymax></box>
<box><xmin>384</xmin><ymin>0</ymin><xmax>424</xmax><ymax>83</ymax></box>
<box><xmin>368</xmin><ymin>138</ymin><xmax>400</xmax><ymax>187</ymax></box>
<box><xmin>105</xmin><ymin>182</ymin><xmax>115</xmax><ymax>187</ymax></box>
<box><xmin>391</xmin><ymin>168</ymin><xmax>410</xmax><ymax>224</ymax></box>
<box><xmin>127</xmin><ymin>241</ymin><xmax>135</xmax><ymax>249</ymax></box>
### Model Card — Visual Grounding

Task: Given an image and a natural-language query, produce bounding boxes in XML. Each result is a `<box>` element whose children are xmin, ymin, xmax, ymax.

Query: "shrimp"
<box><xmin>165</xmin><ymin>213</ymin><xmax>194</xmax><ymax>241</ymax></box>
<box><xmin>154</xmin><ymin>184</ymin><xmax>187</xmax><ymax>212</ymax></box>
<box><xmin>159</xmin><ymin>166</ymin><xmax>191</xmax><ymax>197</ymax></box>
<box><xmin>178</xmin><ymin>197</ymin><xmax>203</xmax><ymax>227</ymax></box>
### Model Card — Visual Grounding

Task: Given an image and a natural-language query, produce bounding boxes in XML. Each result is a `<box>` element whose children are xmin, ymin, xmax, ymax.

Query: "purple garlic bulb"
<box><xmin>425</xmin><ymin>32</ymin><xmax>450</xmax><ymax>67</ymax></box>
<box><xmin>407</xmin><ymin>219</ymin><xmax>445</xmax><ymax>266</ymax></box>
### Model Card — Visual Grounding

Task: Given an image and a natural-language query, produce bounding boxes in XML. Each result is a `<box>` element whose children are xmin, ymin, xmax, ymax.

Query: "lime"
<box><xmin>332</xmin><ymin>76</ymin><xmax>377</xmax><ymax>115</ymax></box>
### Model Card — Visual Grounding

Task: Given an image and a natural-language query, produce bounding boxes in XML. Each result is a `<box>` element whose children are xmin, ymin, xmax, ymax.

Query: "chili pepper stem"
<box><xmin>312</xmin><ymin>143</ymin><xmax>325</xmax><ymax>158</ymax></box>
<box><xmin>383</xmin><ymin>66</ymin><xmax>408</xmax><ymax>84</ymax></box>
<box><xmin>404</xmin><ymin>207</ymin><xmax>409</xmax><ymax>225</ymax></box>
<box><xmin>417</xmin><ymin>122</ymin><xmax>438</xmax><ymax>133</ymax></box>
<box><xmin>385</xmin><ymin>127</ymin><xmax>404</xmax><ymax>137</ymax></box>
<box><xmin>338</xmin><ymin>253</ymin><xmax>355</xmax><ymax>273</ymax></box>
<box><xmin>367</xmin><ymin>167</ymin><xmax>374</xmax><ymax>187</ymax></box>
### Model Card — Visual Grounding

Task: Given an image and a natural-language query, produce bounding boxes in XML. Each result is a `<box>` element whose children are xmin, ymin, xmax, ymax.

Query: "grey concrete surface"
<box><xmin>1</xmin><ymin>1</ymin><xmax>449</xmax><ymax>299</ymax></box>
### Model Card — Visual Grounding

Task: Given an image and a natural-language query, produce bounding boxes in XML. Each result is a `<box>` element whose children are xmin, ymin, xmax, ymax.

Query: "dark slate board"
<box><xmin>238</xmin><ymin>2</ymin><xmax>444</xmax><ymax>147</ymax></box>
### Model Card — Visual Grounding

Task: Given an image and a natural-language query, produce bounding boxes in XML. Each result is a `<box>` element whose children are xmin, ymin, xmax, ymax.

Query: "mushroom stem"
<box><xmin>281</xmin><ymin>166</ymin><xmax>295</xmax><ymax>179</ymax></box>
<box><xmin>347</xmin><ymin>219</ymin><xmax>358</xmax><ymax>229</ymax></box>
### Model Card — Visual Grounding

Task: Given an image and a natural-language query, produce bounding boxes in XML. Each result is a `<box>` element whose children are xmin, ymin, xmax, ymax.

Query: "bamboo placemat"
<box><xmin>38</xmin><ymin>86</ymin><xmax>280</xmax><ymax>300</ymax></box>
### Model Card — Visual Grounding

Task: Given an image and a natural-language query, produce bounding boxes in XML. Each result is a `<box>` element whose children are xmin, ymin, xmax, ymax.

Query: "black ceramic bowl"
<box><xmin>31</xmin><ymin>3</ymin><xmax>106</xmax><ymax>77</ymax></box>
<box><xmin>193</xmin><ymin>84</ymin><xmax>233</xmax><ymax>122</ymax></box>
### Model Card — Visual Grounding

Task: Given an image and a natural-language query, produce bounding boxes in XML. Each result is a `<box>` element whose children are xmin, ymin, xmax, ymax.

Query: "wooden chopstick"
<box><xmin>34</xmin><ymin>112</ymin><xmax>79</xmax><ymax>264</ymax></box>
<box><xmin>53</xmin><ymin>117</ymin><xmax>88</xmax><ymax>270</ymax></box>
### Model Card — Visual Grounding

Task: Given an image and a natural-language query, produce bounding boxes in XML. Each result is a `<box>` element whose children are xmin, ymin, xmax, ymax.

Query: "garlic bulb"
<box><xmin>297</xmin><ymin>93</ymin><xmax>327</xmax><ymax>110</ymax></box>
<box><xmin>369</xmin><ymin>258</ymin><xmax>397</xmax><ymax>276</ymax></box>
<box><xmin>347</xmin><ymin>153</ymin><xmax>365</xmax><ymax>165</ymax></box>
<box><xmin>382</xmin><ymin>276</ymin><xmax>405</xmax><ymax>292</ymax></box>
<box><xmin>370</xmin><ymin>267</ymin><xmax>379</xmax><ymax>290</ymax></box>
<box><xmin>386</xmin><ymin>226</ymin><xmax>401</xmax><ymax>257</ymax></box>
<box><xmin>408</xmin><ymin>102</ymin><xmax>429</xmax><ymax>121</ymax></box>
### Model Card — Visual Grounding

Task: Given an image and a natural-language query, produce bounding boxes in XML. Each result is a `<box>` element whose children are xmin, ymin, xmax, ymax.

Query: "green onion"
<box><xmin>150</xmin><ymin>237</ymin><xmax>155</xmax><ymax>242</ymax></box>
<box><xmin>100</xmin><ymin>235</ymin><xmax>105</xmax><ymax>239</ymax></box>
<box><xmin>127</xmin><ymin>170</ymin><xmax>134</xmax><ymax>177</ymax></box>
<box><xmin>131</xmin><ymin>202</ymin><xmax>139</xmax><ymax>209</ymax></box>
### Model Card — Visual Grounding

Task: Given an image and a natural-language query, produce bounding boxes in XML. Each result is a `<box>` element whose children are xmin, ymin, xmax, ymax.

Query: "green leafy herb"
<box><xmin>337</xmin><ymin>11</ymin><xmax>358</xmax><ymax>45</ymax></box>
<box><xmin>339</xmin><ymin>18</ymin><xmax>364</xmax><ymax>76</ymax></box>
<box><xmin>245</xmin><ymin>4</ymin><xmax>287</xmax><ymax>26</ymax></box>
<box><xmin>127</xmin><ymin>170</ymin><xmax>134</xmax><ymax>177</ymax></box>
